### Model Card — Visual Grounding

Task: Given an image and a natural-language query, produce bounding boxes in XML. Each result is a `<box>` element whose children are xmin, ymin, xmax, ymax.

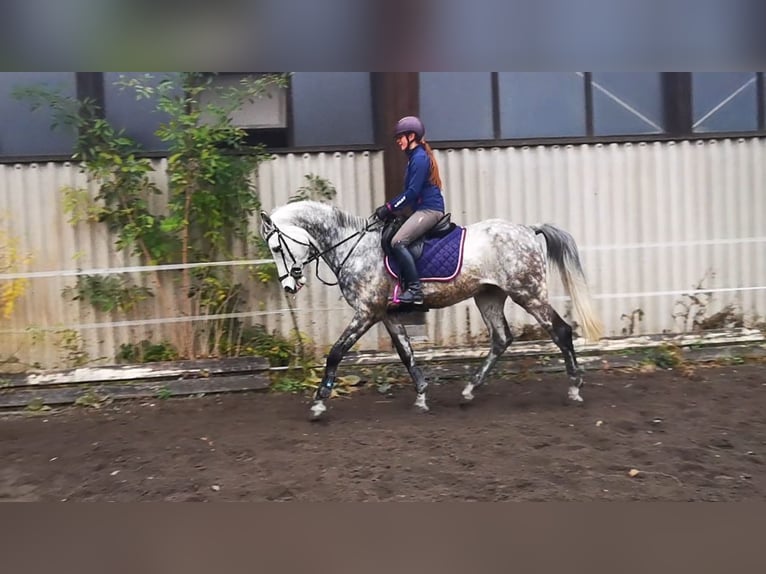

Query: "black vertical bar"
<box><xmin>583</xmin><ymin>72</ymin><xmax>594</xmax><ymax>136</ymax></box>
<box><xmin>75</xmin><ymin>72</ymin><xmax>105</xmax><ymax>114</ymax></box>
<box><xmin>285</xmin><ymin>74</ymin><xmax>295</xmax><ymax>148</ymax></box>
<box><xmin>371</xmin><ymin>72</ymin><xmax>420</xmax><ymax>202</ymax></box>
<box><xmin>662</xmin><ymin>72</ymin><xmax>693</xmax><ymax>136</ymax></box>
<box><xmin>757</xmin><ymin>72</ymin><xmax>765</xmax><ymax>132</ymax></box>
<box><xmin>491</xmin><ymin>72</ymin><xmax>501</xmax><ymax>140</ymax></box>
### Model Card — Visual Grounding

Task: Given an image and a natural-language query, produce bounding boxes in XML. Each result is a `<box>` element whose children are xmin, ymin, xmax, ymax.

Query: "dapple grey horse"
<box><xmin>260</xmin><ymin>200</ymin><xmax>602</xmax><ymax>420</ymax></box>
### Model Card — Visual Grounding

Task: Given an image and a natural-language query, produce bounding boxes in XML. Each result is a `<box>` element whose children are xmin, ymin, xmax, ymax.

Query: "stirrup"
<box><xmin>398</xmin><ymin>285</ymin><xmax>424</xmax><ymax>305</ymax></box>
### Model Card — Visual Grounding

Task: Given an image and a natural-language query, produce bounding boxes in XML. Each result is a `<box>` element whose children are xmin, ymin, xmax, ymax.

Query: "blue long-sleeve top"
<box><xmin>387</xmin><ymin>145</ymin><xmax>445</xmax><ymax>213</ymax></box>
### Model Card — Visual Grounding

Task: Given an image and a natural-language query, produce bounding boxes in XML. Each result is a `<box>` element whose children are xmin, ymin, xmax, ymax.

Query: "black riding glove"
<box><xmin>374</xmin><ymin>204</ymin><xmax>393</xmax><ymax>221</ymax></box>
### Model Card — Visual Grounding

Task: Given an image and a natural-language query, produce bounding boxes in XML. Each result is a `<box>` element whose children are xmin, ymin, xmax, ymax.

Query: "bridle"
<box><xmin>262</xmin><ymin>216</ymin><xmax>382</xmax><ymax>287</ymax></box>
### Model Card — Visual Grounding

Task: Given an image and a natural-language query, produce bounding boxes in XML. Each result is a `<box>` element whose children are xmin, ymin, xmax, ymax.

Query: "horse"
<box><xmin>259</xmin><ymin>200</ymin><xmax>603</xmax><ymax>420</ymax></box>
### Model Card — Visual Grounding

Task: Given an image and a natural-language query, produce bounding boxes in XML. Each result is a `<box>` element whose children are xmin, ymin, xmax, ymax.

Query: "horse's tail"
<box><xmin>531</xmin><ymin>224</ymin><xmax>603</xmax><ymax>342</ymax></box>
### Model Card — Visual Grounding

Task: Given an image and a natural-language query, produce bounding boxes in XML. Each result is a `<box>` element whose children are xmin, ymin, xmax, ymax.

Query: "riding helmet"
<box><xmin>394</xmin><ymin>116</ymin><xmax>425</xmax><ymax>140</ymax></box>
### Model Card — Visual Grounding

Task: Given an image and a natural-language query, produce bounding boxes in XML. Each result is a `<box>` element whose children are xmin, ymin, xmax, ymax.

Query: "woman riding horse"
<box><xmin>374</xmin><ymin>116</ymin><xmax>446</xmax><ymax>306</ymax></box>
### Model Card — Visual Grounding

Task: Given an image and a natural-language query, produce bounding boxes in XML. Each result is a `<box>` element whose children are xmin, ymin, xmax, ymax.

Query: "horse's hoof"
<box><xmin>309</xmin><ymin>401</ymin><xmax>327</xmax><ymax>421</ymax></box>
<box><xmin>566</xmin><ymin>387</ymin><xmax>585</xmax><ymax>405</ymax></box>
<box><xmin>460</xmin><ymin>384</ymin><xmax>475</xmax><ymax>405</ymax></box>
<box><xmin>413</xmin><ymin>393</ymin><xmax>429</xmax><ymax>413</ymax></box>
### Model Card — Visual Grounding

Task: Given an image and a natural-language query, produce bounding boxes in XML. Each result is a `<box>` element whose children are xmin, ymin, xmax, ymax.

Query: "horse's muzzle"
<box><xmin>283</xmin><ymin>276</ymin><xmax>306</xmax><ymax>294</ymax></box>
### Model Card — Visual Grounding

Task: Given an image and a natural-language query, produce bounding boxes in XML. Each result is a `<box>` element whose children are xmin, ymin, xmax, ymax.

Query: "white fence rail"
<box><xmin>1</xmin><ymin>140</ymin><xmax>764</xmax><ymax>369</ymax></box>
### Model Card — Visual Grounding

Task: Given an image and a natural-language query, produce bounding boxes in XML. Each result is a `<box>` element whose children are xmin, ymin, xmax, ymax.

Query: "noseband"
<box><xmin>264</xmin><ymin>227</ymin><xmax>311</xmax><ymax>283</ymax></box>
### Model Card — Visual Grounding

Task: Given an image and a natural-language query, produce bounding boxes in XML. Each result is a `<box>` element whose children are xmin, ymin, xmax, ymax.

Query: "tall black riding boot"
<box><xmin>391</xmin><ymin>244</ymin><xmax>424</xmax><ymax>305</ymax></box>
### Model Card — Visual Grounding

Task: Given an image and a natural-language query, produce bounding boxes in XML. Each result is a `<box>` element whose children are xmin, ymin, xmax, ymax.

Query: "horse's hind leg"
<box><xmin>462</xmin><ymin>287</ymin><xmax>513</xmax><ymax>403</ymax></box>
<box><xmin>517</xmin><ymin>298</ymin><xmax>584</xmax><ymax>403</ymax></box>
<box><xmin>383</xmin><ymin>318</ymin><xmax>429</xmax><ymax>412</ymax></box>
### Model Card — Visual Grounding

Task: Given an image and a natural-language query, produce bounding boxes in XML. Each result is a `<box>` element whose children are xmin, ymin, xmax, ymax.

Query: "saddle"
<box><xmin>381</xmin><ymin>213</ymin><xmax>457</xmax><ymax>260</ymax></box>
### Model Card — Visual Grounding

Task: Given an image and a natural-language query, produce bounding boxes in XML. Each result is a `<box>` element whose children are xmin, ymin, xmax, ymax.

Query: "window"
<box><xmin>418</xmin><ymin>72</ymin><xmax>765</xmax><ymax>145</ymax></box>
<box><xmin>420</xmin><ymin>73</ymin><xmax>494</xmax><ymax>141</ymax></box>
<box><xmin>692</xmin><ymin>72</ymin><xmax>759</xmax><ymax>133</ymax></box>
<box><xmin>498</xmin><ymin>73</ymin><xmax>587</xmax><ymax>138</ymax></box>
<box><xmin>104</xmin><ymin>72</ymin><xmax>180</xmax><ymax>152</ymax></box>
<box><xmin>290</xmin><ymin>73</ymin><xmax>374</xmax><ymax>148</ymax></box>
<box><xmin>0</xmin><ymin>72</ymin><xmax>78</xmax><ymax>158</ymax></box>
<box><xmin>199</xmin><ymin>73</ymin><xmax>290</xmax><ymax>148</ymax></box>
<box><xmin>592</xmin><ymin>72</ymin><xmax>665</xmax><ymax>136</ymax></box>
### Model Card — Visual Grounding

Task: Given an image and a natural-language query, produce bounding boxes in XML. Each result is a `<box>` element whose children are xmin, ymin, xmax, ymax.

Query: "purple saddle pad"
<box><xmin>385</xmin><ymin>226</ymin><xmax>467</xmax><ymax>282</ymax></box>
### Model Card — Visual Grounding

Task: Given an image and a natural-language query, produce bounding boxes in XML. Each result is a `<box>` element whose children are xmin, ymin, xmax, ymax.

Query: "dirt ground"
<box><xmin>1</xmin><ymin>363</ymin><xmax>765</xmax><ymax>501</ymax></box>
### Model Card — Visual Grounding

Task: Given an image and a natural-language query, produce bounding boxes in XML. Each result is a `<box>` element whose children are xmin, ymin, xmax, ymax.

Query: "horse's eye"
<box><xmin>272</xmin><ymin>245</ymin><xmax>281</xmax><ymax>253</ymax></box>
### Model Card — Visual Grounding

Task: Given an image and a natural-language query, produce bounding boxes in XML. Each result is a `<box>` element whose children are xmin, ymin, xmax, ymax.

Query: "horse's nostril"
<box><xmin>284</xmin><ymin>285</ymin><xmax>296</xmax><ymax>294</ymax></box>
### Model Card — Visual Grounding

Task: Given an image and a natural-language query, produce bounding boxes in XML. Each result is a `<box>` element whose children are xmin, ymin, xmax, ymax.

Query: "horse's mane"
<box><xmin>333</xmin><ymin>206</ymin><xmax>369</xmax><ymax>231</ymax></box>
<box><xmin>273</xmin><ymin>200</ymin><xmax>370</xmax><ymax>232</ymax></box>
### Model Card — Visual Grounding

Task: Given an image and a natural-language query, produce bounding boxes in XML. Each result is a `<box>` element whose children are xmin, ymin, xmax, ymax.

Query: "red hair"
<box><xmin>421</xmin><ymin>140</ymin><xmax>443</xmax><ymax>189</ymax></box>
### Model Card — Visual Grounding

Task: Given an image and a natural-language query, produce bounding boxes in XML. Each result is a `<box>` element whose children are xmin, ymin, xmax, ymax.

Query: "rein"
<box><xmin>266</xmin><ymin>218</ymin><xmax>382</xmax><ymax>287</ymax></box>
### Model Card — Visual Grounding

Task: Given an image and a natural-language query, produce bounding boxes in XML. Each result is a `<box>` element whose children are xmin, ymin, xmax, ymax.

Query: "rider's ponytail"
<box><xmin>421</xmin><ymin>139</ymin><xmax>443</xmax><ymax>189</ymax></box>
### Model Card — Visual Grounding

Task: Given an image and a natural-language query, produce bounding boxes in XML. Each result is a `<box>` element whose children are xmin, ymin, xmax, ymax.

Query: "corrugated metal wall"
<box><xmin>432</xmin><ymin>139</ymin><xmax>766</xmax><ymax>345</ymax></box>
<box><xmin>1</xmin><ymin>140</ymin><xmax>764</xmax><ymax>368</ymax></box>
<box><xmin>0</xmin><ymin>152</ymin><xmax>385</xmax><ymax>368</ymax></box>
<box><xmin>0</xmin><ymin>159</ymin><xmax>177</xmax><ymax>369</ymax></box>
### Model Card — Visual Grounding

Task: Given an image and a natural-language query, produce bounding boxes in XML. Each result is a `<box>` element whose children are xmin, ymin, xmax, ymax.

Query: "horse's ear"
<box><xmin>259</xmin><ymin>211</ymin><xmax>275</xmax><ymax>239</ymax></box>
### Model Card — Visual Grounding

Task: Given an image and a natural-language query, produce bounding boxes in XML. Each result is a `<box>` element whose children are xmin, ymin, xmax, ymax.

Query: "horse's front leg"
<box><xmin>310</xmin><ymin>312</ymin><xmax>378</xmax><ymax>420</ymax></box>
<box><xmin>383</xmin><ymin>318</ymin><xmax>429</xmax><ymax>413</ymax></box>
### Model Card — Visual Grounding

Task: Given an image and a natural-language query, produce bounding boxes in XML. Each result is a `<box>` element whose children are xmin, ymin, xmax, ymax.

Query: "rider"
<box><xmin>374</xmin><ymin>116</ymin><xmax>446</xmax><ymax>305</ymax></box>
